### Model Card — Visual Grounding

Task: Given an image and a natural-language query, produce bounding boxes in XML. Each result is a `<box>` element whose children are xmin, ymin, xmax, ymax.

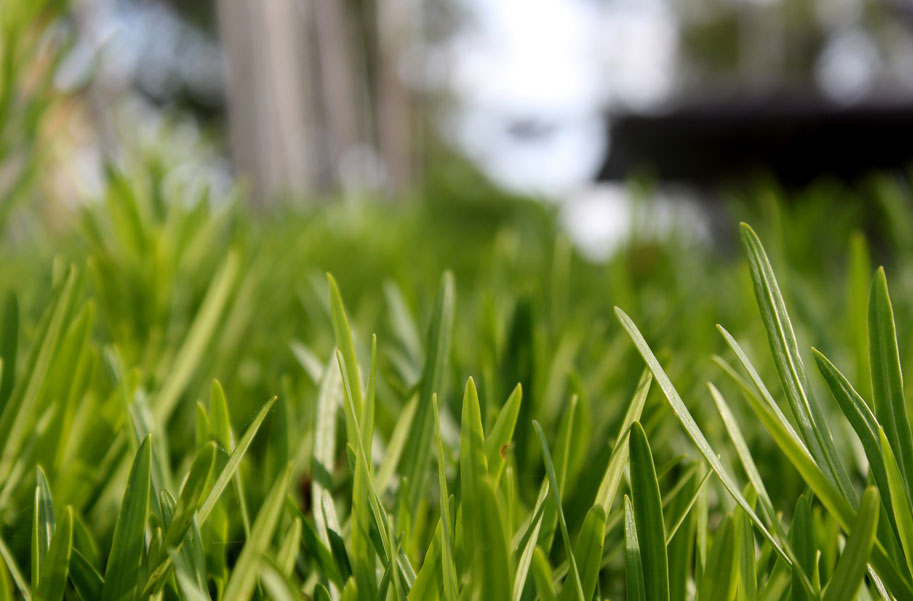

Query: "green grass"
<box><xmin>3</xmin><ymin>173</ymin><xmax>913</xmax><ymax>600</ymax></box>
<box><xmin>10</xmin><ymin>3</ymin><xmax>913</xmax><ymax>596</ymax></box>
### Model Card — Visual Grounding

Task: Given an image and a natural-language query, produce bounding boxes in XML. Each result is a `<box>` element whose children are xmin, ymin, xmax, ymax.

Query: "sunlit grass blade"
<box><xmin>401</xmin><ymin>271</ymin><xmax>455</xmax><ymax>517</ymax></box>
<box><xmin>740</xmin><ymin>222</ymin><xmax>855</xmax><ymax>503</ymax></box>
<box><xmin>624</xmin><ymin>496</ymin><xmax>646</xmax><ymax>601</ymax></box>
<box><xmin>533</xmin><ymin>420</ymin><xmax>583</xmax><ymax>601</ymax></box>
<box><xmin>868</xmin><ymin>268</ymin><xmax>913</xmax><ymax>496</ymax></box>
<box><xmin>822</xmin><ymin>487</ymin><xmax>880</xmax><ymax>601</ymax></box>
<box><xmin>35</xmin><ymin>505</ymin><xmax>72</xmax><ymax>601</ymax></box>
<box><xmin>32</xmin><ymin>467</ymin><xmax>54</xmax><ymax>591</ymax></box>
<box><xmin>628</xmin><ymin>422</ymin><xmax>669</xmax><ymax>601</ymax></box>
<box><xmin>327</xmin><ymin>273</ymin><xmax>364</xmax><ymax>438</ymax></box>
<box><xmin>277</xmin><ymin>516</ymin><xmax>302</xmax><ymax>577</ymax></box>
<box><xmin>100</xmin><ymin>435</ymin><xmax>151</xmax><ymax>601</ymax></box>
<box><xmin>222</xmin><ymin>464</ymin><xmax>291</xmax><ymax>601</ymax></box>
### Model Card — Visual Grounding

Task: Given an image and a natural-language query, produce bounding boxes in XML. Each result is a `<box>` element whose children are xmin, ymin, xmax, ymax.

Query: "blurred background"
<box><xmin>9</xmin><ymin>0</ymin><xmax>913</xmax><ymax>261</ymax></box>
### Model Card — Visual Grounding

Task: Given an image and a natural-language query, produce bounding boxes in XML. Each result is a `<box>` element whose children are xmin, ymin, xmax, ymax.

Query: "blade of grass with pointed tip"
<box><xmin>868</xmin><ymin>268</ymin><xmax>913</xmax><ymax>497</ymax></box>
<box><xmin>629</xmin><ymin>422</ymin><xmax>669</xmax><ymax>601</ymax></box>
<box><xmin>624</xmin><ymin>495</ymin><xmax>647</xmax><ymax>601</ymax></box>
<box><xmin>401</xmin><ymin>271</ymin><xmax>455</xmax><ymax>516</ymax></box>
<box><xmin>35</xmin><ymin>505</ymin><xmax>72</xmax><ymax>601</ymax></box>
<box><xmin>740</xmin><ymin>223</ymin><xmax>855</xmax><ymax>503</ymax></box>
<box><xmin>199</xmin><ymin>396</ymin><xmax>275</xmax><ymax>524</ymax></box>
<box><xmin>100</xmin><ymin>435</ymin><xmax>151</xmax><ymax>601</ymax></box>
<box><xmin>615</xmin><ymin>308</ymin><xmax>788</xmax><ymax>562</ymax></box>
<box><xmin>485</xmin><ymin>383</ymin><xmax>521</xmax><ymax>485</ymax></box>
<box><xmin>32</xmin><ymin>467</ymin><xmax>54</xmax><ymax>591</ymax></box>
<box><xmin>813</xmin><ymin>350</ymin><xmax>895</xmax><ymax>527</ymax></box>
<box><xmin>665</xmin><ymin>470</ymin><xmax>712</xmax><ymax>544</ymax></box>
<box><xmin>222</xmin><ymin>464</ymin><xmax>292</xmax><ymax>601</ymax></box>
<box><xmin>533</xmin><ymin>420</ymin><xmax>583</xmax><ymax>601</ymax></box>
<box><xmin>327</xmin><ymin>274</ymin><xmax>363</xmax><ymax>437</ymax></box>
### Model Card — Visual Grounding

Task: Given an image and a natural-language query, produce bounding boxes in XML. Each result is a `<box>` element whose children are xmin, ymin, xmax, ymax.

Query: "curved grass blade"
<box><xmin>100</xmin><ymin>435</ymin><xmax>151</xmax><ymax>601</ymax></box>
<box><xmin>868</xmin><ymin>268</ymin><xmax>913</xmax><ymax>496</ymax></box>
<box><xmin>35</xmin><ymin>505</ymin><xmax>72</xmax><ymax>601</ymax></box>
<box><xmin>623</xmin><ymin>496</ymin><xmax>646</xmax><ymax>601</ymax></box>
<box><xmin>740</xmin><ymin>223</ymin><xmax>855</xmax><ymax>504</ymax></box>
<box><xmin>629</xmin><ymin>422</ymin><xmax>669</xmax><ymax>601</ymax></box>
<box><xmin>823</xmin><ymin>487</ymin><xmax>880</xmax><ymax>601</ymax></box>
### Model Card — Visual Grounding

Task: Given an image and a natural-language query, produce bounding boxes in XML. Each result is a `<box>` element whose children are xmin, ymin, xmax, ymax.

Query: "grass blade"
<box><xmin>595</xmin><ymin>370</ymin><xmax>651</xmax><ymax>518</ymax></box>
<box><xmin>512</xmin><ymin>508</ymin><xmax>544</xmax><ymax>601</ymax></box>
<box><xmin>628</xmin><ymin>422</ymin><xmax>669</xmax><ymax>601</ymax></box>
<box><xmin>31</xmin><ymin>467</ymin><xmax>54</xmax><ymax>591</ymax></box>
<box><xmin>557</xmin><ymin>504</ymin><xmax>605</xmax><ymax>601</ymax></box>
<box><xmin>69</xmin><ymin>550</ymin><xmax>102</xmax><ymax>601</ymax></box>
<box><xmin>401</xmin><ymin>271</ymin><xmax>455</xmax><ymax>516</ymax></box>
<box><xmin>100</xmin><ymin>435</ymin><xmax>151</xmax><ymax>601</ymax></box>
<box><xmin>623</xmin><ymin>496</ymin><xmax>646</xmax><ymax>601</ymax></box>
<box><xmin>432</xmin><ymin>393</ymin><xmax>458</xmax><ymax>601</ymax></box>
<box><xmin>222</xmin><ymin>464</ymin><xmax>292</xmax><ymax>601</ymax></box>
<box><xmin>533</xmin><ymin>420</ymin><xmax>583</xmax><ymax>601</ymax></box>
<box><xmin>740</xmin><ymin>222</ymin><xmax>855</xmax><ymax>503</ymax></box>
<box><xmin>823</xmin><ymin>487</ymin><xmax>880</xmax><ymax>601</ymax></box>
<box><xmin>35</xmin><ymin>505</ymin><xmax>72</xmax><ymax>601</ymax></box>
<box><xmin>485</xmin><ymin>383</ymin><xmax>522</xmax><ymax>485</ymax></box>
<box><xmin>868</xmin><ymin>268</ymin><xmax>913</xmax><ymax>496</ymax></box>
<box><xmin>879</xmin><ymin>427</ymin><xmax>913</xmax><ymax>577</ymax></box>
<box><xmin>198</xmin><ymin>396</ymin><xmax>276</xmax><ymax>524</ymax></box>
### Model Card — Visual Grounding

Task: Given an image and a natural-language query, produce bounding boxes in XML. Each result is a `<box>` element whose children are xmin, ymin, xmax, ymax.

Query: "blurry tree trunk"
<box><xmin>217</xmin><ymin>0</ymin><xmax>420</xmax><ymax>204</ymax></box>
<box><xmin>217</xmin><ymin>0</ymin><xmax>318</xmax><ymax>204</ymax></box>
